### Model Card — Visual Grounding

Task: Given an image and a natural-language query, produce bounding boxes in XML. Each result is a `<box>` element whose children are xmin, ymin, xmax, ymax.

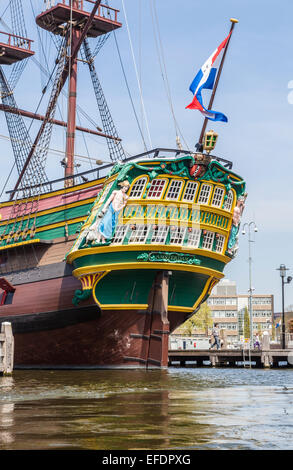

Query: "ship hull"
<box><xmin>0</xmin><ymin>275</ymin><xmax>186</xmax><ymax>368</ymax></box>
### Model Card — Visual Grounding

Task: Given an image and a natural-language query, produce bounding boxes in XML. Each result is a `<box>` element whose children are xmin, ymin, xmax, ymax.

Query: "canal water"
<box><xmin>0</xmin><ymin>368</ymin><xmax>292</xmax><ymax>450</ymax></box>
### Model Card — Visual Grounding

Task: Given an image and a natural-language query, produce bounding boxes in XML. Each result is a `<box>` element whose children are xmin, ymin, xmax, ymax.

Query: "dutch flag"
<box><xmin>186</xmin><ymin>33</ymin><xmax>231</xmax><ymax>122</ymax></box>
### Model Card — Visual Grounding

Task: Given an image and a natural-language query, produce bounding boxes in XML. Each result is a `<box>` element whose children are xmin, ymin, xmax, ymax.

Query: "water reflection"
<box><xmin>0</xmin><ymin>368</ymin><xmax>292</xmax><ymax>450</ymax></box>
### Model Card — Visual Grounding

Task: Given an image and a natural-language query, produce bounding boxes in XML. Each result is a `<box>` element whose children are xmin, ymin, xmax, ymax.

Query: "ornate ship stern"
<box><xmin>66</xmin><ymin>148</ymin><xmax>246</xmax><ymax>368</ymax></box>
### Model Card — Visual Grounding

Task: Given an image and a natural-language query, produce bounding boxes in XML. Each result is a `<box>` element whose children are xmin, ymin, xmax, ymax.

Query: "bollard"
<box><xmin>1</xmin><ymin>322</ymin><xmax>14</xmax><ymax>375</ymax></box>
<box><xmin>220</xmin><ymin>329</ymin><xmax>228</xmax><ymax>349</ymax></box>
<box><xmin>261</xmin><ymin>331</ymin><xmax>271</xmax><ymax>368</ymax></box>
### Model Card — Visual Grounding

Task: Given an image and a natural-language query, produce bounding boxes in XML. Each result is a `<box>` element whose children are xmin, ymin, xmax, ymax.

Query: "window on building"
<box><xmin>165</xmin><ymin>180</ymin><xmax>183</xmax><ymax>201</ymax></box>
<box><xmin>147</xmin><ymin>179</ymin><xmax>167</xmax><ymax>199</ymax></box>
<box><xmin>253</xmin><ymin>311</ymin><xmax>272</xmax><ymax>318</ymax></box>
<box><xmin>112</xmin><ymin>225</ymin><xmax>129</xmax><ymax>244</ymax></box>
<box><xmin>129</xmin><ymin>177</ymin><xmax>147</xmax><ymax>199</ymax></box>
<box><xmin>198</xmin><ymin>184</ymin><xmax>212</xmax><ymax>204</ymax></box>
<box><xmin>225</xmin><ymin>311</ymin><xmax>237</xmax><ymax>318</ymax></box>
<box><xmin>185</xmin><ymin>228</ymin><xmax>201</xmax><ymax>248</ymax></box>
<box><xmin>169</xmin><ymin>226</ymin><xmax>186</xmax><ymax>245</ymax></box>
<box><xmin>211</xmin><ymin>187</ymin><xmax>225</xmax><ymax>207</ymax></box>
<box><xmin>182</xmin><ymin>181</ymin><xmax>199</xmax><ymax>202</ymax></box>
<box><xmin>252</xmin><ymin>297</ymin><xmax>272</xmax><ymax>305</ymax></box>
<box><xmin>128</xmin><ymin>225</ymin><xmax>150</xmax><ymax>244</ymax></box>
<box><xmin>223</xmin><ymin>190</ymin><xmax>234</xmax><ymax>211</ymax></box>
<box><xmin>202</xmin><ymin>231</ymin><xmax>214</xmax><ymax>250</ymax></box>
<box><xmin>151</xmin><ymin>225</ymin><xmax>169</xmax><ymax>244</ymax></box>
<box><xmin>219</xmin><ymin>323</ymin><xmax>237</xmax><ymax>330</ymax></box>
<box><xmin>215</xmin><ymin>234</ymin><xmax>225</xmax><ymax>253</ymax></box>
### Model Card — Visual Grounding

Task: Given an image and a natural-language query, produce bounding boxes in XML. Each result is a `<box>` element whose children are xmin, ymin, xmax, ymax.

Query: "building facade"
<box><xmin>207</xmin><ymin>279</ymin><xmax>274</xmax><ymax>342</ymax></box>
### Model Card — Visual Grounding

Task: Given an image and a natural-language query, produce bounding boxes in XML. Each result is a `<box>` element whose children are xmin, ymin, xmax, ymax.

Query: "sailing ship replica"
<box><xmin>0</xmin><ymin>1</ymin><xmax>246</xmax><ymax>368</ymax></box>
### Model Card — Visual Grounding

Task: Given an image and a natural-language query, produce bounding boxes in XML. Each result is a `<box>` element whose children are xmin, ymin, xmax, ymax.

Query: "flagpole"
<box><xmin>197</xmin><ymin>18</ymin><xmax>238</xmax><ymax>149</ymax></box>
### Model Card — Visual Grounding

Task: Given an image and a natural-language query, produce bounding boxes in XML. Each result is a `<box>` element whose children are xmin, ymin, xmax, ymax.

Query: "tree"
<box><xmin>244</xmin><ymin>306</ymin><xmax>250</xmax><ymax>340</ymax></box>
<box><xmin>181</xmin><ymin>302</ymin><xmax>213</xmax><ymax>336</ymax></box>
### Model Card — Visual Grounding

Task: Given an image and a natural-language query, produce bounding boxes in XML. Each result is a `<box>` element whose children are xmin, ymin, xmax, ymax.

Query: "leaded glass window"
<box><xmin>202</xmin><ymin>230</ymin><xmax>215</xmax><ymax>250</ymax></box>
<box><xmin>112</xmin><ymin>225</ymin><xmax>129</xmax><ymax>244</ymax></box>
<box><xmin>151</xmin><ymin>225</ymin><xmax>169</xmax><ymax>244</ymax></box>
<box><xmin>223</xmin><ymin>190</ymin><xmax>234</xmax><ymax>211</ymax></box>
<box><xmin>182</xmin><ymin>181</ymin><xmax>198</xmax><ymax>202</ymax></box>
<box><xmin>185</xmin><ymin>228</ymin><xmax>201</xmax><ymax>248</ymax></box>
<box><xmin>211</xmin><ymin>187</ymin><xmax>225</xmax><ymax>207</ymax></box>
<box><xmin>198</xmin><ymin>184</ymin><xmax>212</xmax><ymax>204</ymax></box>
<box><xmin>147</xmin><ymin>179</ymin><xmax>167</xmax><ymax>199</ymax></box>
<box><xmin>128</xmin><ymin>225</ymin><xmax>150</xmax><ymax>244</ymax></box>
<box><xmin>129</xmin><ymin>177</ymin><xmax>147</xmax><ymax>199</ymax></box>
<box><xmin>169</xmin><ymin>226</ymin><xmax>186</xmax><ymax>245</ymax></box>
<box><xmin>165</xmin><ymin>180</ymin><xmax>183</xmax><ymax>200</ymax></box>
<box><xmin>215</xmin><ymin>234</ymin><xmax>225</xmax><ymax>253</ymax></box>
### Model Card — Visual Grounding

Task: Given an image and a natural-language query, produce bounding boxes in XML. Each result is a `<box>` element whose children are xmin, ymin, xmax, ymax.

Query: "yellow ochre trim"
<box><xmin>190</xmin><ymin>275</ymin><xmax>220</xmax><ymax>312</ymax></box>
<box><xmin>0</xmin><ymin>238</ymin><xmax>43</xmax><ymax>251</ymax></box>
<box><xmin>98</xmin><ymin>303</ymin><xmax>149</xmax><ymax>311</ymax></box>
<box><xmin>72</xmin><ymin>261</ymin><xmax>225</xmax><ymax>281</ymax></box>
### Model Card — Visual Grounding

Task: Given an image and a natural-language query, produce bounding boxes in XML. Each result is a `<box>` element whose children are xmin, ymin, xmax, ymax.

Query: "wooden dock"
<box><xmin>168</xmin><ymin>348</ymin><xmax>293</xmax><ymax>368</ymax></box>
<box><xmin>0</xmin><ymin>322</ymin><xmax>14</xmax><ymax>375</ymax></box>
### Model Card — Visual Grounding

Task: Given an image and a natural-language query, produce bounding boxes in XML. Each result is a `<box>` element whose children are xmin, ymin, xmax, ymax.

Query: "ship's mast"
<box><xmin>65</xmin><ymin>0</ymin><xmax>80</xmax><ymax>185</ymax></box>
<box><xmin>35</xmin><ymin>0</ymin><xmax>125</xmax><ymax>187</ymax></box>
<box><xmin>3</xmin><ymin>0</ymin><xmax>124</xmax><ymax>199</ymax></box>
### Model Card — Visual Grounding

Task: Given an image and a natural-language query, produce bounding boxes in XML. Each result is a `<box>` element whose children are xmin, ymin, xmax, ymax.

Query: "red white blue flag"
<box><xmin>186</xmin><ymin>33</ymin><xmax>231</xmax><ymax>122</ymax></box>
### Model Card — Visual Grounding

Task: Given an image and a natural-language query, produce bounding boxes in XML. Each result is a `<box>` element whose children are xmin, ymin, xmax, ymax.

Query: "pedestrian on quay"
<box><xmin>210</xmin><ymin>323</ymin><xmax>221</xmax><ymax>350</ymax></box>
<box><xmin>254</xmin><ymin>334</ymin><xmax>261</xmax><ymax>350</ymax></box>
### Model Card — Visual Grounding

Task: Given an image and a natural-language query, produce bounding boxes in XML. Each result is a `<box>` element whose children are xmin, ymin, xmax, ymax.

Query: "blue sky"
<box><xmin>0</xmin><ymin>0</ymin><xmax>292</xmax><ymax>311</ymax></box>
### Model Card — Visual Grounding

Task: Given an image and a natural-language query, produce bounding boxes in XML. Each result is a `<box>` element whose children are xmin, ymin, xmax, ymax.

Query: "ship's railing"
<box><xmin>0</xmin><ymin>31</ymin><xmax>33</xmax><ymax>51</ymax></box>
<box><xmin>44</xmin><ymin>0</ymin><xmax>119</xmax><ymax>22</ymax></box>
<box><xmin>5</xmin><ymin>148</ymin><xmax>233</xmax><ymax>199</ymax></box>
<box><xmin>125</xmin><ymin>148</ymin><xmax>233</xmax><ymax>169</ymax></box>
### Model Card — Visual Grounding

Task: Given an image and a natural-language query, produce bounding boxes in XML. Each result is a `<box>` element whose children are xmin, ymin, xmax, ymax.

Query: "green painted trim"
<box><xmin>72</xmin><ymin>249</ymin><xmax>225</xmax><ymax>272</ymax></box>
<box><xmin>0</xmin><ymin>203</ymin><xmax>92</xmax><ymax>236</ymax></box>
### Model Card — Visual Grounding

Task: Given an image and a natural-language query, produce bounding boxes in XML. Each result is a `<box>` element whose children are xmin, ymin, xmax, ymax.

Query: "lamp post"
<box><xmin>276</xmin><ymin>264</ymin><xmax>292</xmax><ymax>349</ymax></box>
<box><xmin>242</xmin><ymin>221</ymin><xmax>258</xmax><ymax>348</ymax></box>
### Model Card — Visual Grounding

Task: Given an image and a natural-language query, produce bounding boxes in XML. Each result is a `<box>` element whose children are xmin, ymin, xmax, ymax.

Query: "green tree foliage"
<box><xmin>182</xmin><ymin>302</ymin><xmax>213</xmax><ymax>336</ymax></box>
<box><xmin>244</xmin><ymin>306</ymin><xmax>250</xmax><ymax>340</ymax></box>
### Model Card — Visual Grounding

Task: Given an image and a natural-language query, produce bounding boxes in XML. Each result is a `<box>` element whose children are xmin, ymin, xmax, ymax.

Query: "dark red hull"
<box><xmin>0</xmin><ymin>274</ymin><xmax>185</xmax><ymax>368</ymax></box>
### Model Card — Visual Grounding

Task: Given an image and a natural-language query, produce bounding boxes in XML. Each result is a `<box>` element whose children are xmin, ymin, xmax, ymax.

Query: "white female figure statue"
<box><xmin>85</xmin><ymin>180</ymin><xmax>130</xmax><ymax>245</ymax></box>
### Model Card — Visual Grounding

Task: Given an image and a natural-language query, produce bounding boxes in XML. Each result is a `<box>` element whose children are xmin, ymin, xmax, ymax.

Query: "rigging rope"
<box><xmin>149</xmin><ymin>0</ymin><xmax>190</xmax><ymax>152</ymax></box>
<box><xmin>121</xmin><ymin>0</ymin><xmax>152</xmax><ymax>150</ymax></box>
<box><xmin>112</xmin><ymin>29</ymin><xmax>148</xmax><ymax>152</ymax></box>
<box><xmin>82</xmin><ymin>38</ymin><xmax>126</xmax><ymax>162</ymax></box>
